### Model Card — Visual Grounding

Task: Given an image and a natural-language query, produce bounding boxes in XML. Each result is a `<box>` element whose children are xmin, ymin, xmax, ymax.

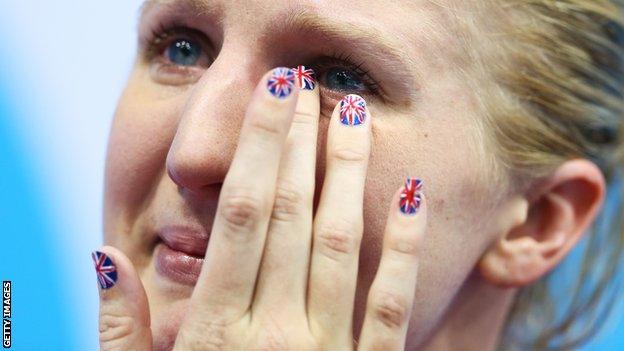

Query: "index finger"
<box><xmin>186</xmin><ymin>67</ymin><xmax>299</xmax><ymax>319</ymax></box>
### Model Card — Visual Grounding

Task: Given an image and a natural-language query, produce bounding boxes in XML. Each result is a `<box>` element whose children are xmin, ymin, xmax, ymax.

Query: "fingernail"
<box><xmin>340</xmin><ymin>94</ymin><xmax>367</xmax><ymax>126</ymax></box>
<box><xmin>399</xmin><ymin>178</ymin><xmax>423</xmax><ymax>215</ymax></box>
<box><xmin>91</xmin><ymin>250</ymin><xmax>118</xmax><ymax>289</ymax></box>
<box><xmin>292</xmin><ymin>65</ymin><xmax>316</xmax><ymax>90</ymax></box>
<box><xmin>267</xmin><ymin>67</ymin><xmax>296</xmax><ymax>99</ymax></box>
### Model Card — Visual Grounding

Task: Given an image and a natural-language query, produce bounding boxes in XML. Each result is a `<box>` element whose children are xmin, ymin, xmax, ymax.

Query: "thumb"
<box><xmin>91</xmin><ymin>246</ymin><xmax>152</xmax><ymax>350</ymax></box>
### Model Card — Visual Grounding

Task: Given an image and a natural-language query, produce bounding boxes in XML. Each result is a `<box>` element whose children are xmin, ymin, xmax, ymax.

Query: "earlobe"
<box><xmin>478</xmin><ymin>159</ymin><xmax>606</xmax><ymax>288</ymax></box>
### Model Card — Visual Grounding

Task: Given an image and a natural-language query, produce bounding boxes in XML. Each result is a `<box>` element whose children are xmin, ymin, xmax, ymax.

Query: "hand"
<box><xmin>93</xmin><ymin>66</ymin><xmax>427</xmax><ymax>350</ymax></box>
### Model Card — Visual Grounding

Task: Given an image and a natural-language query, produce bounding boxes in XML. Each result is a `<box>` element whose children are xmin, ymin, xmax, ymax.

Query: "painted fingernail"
<box><xmin>399</xmin><ymin>178</ymin><xmax>423</xmax><ymax>215</ymax></box>
<box><xmin>292</xmin><ymin>65</ymin><xmax>316</xmax><ymax>90</ymax></box>
<box><xmin>340</xmin><ymin>94</ymin><xmax>367</xmax><ymax>126</ymax></box>
<box><xmin>267</xmin><ymin>67</ymin><xmax>296</xmax><ymax>99</ymax></box>
<box><xmin>91</xmin><ymin>250</ymin><xmax>118</xmax><ymax>289</ymax></box>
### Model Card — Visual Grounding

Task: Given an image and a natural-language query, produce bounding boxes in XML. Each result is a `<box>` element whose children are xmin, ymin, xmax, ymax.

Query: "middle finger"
<box><xmin>253</xmin><ymin>66</ymin><xmax>320</xmax><ymax>314</ymax></box>
<box><xmin>308</xmin><ymin>94</ymin><xmax>372</xmax><ymax>345</ymax></box>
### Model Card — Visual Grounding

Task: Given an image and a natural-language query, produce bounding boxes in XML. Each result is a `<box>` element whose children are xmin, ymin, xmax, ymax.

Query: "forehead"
<box><xmin>140</xmin><ymin>0</ymin><xmax>468</xmax><ymax>64</ymax></box>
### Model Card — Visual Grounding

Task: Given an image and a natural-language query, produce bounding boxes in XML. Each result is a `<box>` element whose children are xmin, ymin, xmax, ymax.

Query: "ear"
<box><xmin>478</xmin><ymin>159</ymin><xmax>606</xmax><ymax>288</ymax></box>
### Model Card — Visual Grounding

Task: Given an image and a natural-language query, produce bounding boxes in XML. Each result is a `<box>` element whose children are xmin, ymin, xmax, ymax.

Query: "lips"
<box><xmin>154</xmin><ymin>225</ymin><xmax>209</xmax><ymax>285</ymax></box>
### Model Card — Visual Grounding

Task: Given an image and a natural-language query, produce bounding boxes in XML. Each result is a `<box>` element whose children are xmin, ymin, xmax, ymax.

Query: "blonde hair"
<box><xmin>455</xmin><ymin>0</ymin><xmax>624</xmax><ymax>349</ymax></box>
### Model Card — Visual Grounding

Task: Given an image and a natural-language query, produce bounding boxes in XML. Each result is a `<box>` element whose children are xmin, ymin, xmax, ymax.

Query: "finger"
<box><xmin>92</xmin><ymin>246</ymin><xmax>152</xmax><ymax>350</ymax></box>
<box><xmin>186</xmin><ymin>67</ymin><xmax>299</xmax><ymax>319</ymax></box>
<box><xmin>254</xmin><ymin>66</ymin><xmax>319</xmax><ymax>312</ymax></box>
<box><xmin>308</xmin><ymin>94</ymin><xmax>371</xmax><ymax>345</ymax></box>
<box><xmin>358</xmin><ymin>179</ymin><xmax>427</xmax><ymax>351</ymax></box>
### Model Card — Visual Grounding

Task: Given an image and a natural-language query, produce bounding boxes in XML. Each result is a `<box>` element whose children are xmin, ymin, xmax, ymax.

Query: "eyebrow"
<box><xmin>139</xmin><ymin>0</ymin><xmax>217</xmax><ymax>19</ymax></box>
<box><xmin>280</xmin><ymin>9</ymin><xmax>421</xmax><ymax>97</ymax></box>
<box><xmin>140</xmin><ymin>0</ymin><xmax>420</xmax><ymax>102</ymax></box>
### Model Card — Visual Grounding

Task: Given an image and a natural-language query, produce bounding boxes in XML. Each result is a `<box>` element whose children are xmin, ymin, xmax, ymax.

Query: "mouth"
<box><xmin>154</xmin><ymin>225</ymin><xmax>209</xmax><ymax>285</ymax></box>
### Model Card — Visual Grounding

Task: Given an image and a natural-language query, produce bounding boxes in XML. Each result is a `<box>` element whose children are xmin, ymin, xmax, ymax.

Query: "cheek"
<box><xmin>354</xmin><ymin>107</ymin><xmax>499</xmax><ymax>342</ymax></box>
<box><xmin>103</xmin><ymin>72</ymin><xmax>188</xmax><ymax>241</ymax></box>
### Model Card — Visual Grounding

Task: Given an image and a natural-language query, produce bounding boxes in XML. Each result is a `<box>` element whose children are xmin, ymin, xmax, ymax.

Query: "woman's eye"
<box><xmin>323</xmin><ymin>67</ymin><xmax>366</xmax><ymax>92</ymax></box>
<box><xmin>144</xmin><ymin>27</ymin><xmax>212</xmax><ymax>85</ymax></box>
<box><xmin>166</xmin><ymin>38</ymin><xmax>203</xmax><ymax>66</ymax></box>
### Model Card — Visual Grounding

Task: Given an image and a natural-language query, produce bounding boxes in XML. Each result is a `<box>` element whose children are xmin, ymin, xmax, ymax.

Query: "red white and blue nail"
<box><xmin>91</xmin><ymin>251</ymin><xmax>118</xmax><ymax>289</ymax></box>
<box><xmin>267</xmin><ymin>67</ymin><xmax>296</xmax><ymax>99</ymax></box>
<box><xmin>340</xmin><ymin>94</ymin><xmax>367</xmax><ymax>126</ymax></box>
<box><xmin>399</xmin><ymin>178</ymin><xmax>423</xmax><ymax>215</ymax></box>
<box><xmin>292</xmin><ymin>65</ymin><xmax>316</xmax><ymax>90</ymax></box>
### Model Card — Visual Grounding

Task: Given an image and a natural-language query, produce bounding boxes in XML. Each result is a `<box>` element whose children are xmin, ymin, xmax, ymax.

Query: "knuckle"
<box><xmin>292</xmin><ymin>110</ymin><xmax>318</xmax><ymax>127</ymax></box>
<box><xmin>250</xmin><ymin>118</ymin><xmax>283</xmax><ymax>136</ymax></box>
<box><xmin>252</xmin><ymin>318</ymin><xmax>319</xmax><ymax>351</ymax></box>
<box><xmin>248</xmin><ymin>107</ymin><xmax>288</xmax><ymax>137</ymax></box>
<box><xmin>271</xmin><ymin>181</ymin><xmax>308</xmax><ymax>222</ymax></box>
<box><xmin>220</xmin><ymin>191</ymin><xmax>267</xmax><ymax>234</ymax></box>
<box><xmin>329</xmin><ymin>147</ymin><xmax>368</xmax><ymax>164</ymax></box>
<box><xmin>252</xmin><ymin>328</ymin><xmax>289</xmax><ymax>351</ymax></box>
<box><xmin>99</xmin><ymin>313</ymin><xmax>135</xmax><ymax>346</ymax></box>
<box><xmin>368</xmin><ymin>290</ymin><xmax>411</xmax><ymax>330</ymax></box>
<box><xmin>315</xmin><ymin>221</ymin><xmax>362</xmax><ymax>261</ymax></box>
<box><xmin>387</xmin><ymin>234</ymin><xmax>420</xmax><ymax>258</ymax></box>
<box><xmin>175</xmin><ymin>319</ymin><xmax>227</xmax><ymax>351</ymax></box>
<box><xmin>367</xmin><ymin>337</ymin><xmax>400</xmax><ymax>351</ymax></box>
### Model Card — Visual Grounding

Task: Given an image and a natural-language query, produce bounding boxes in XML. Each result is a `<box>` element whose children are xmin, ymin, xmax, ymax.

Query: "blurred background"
<box><xmin>0</xmin><ymin>1</ymin><xmax>622</xmax><ymax>350</ymax></box>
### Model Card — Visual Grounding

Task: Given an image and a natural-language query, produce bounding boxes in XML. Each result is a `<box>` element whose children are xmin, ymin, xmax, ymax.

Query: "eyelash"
<box><xmin>311</xmin><ymin>52</ymin><xmax>381</xmax><ymax>96</ymax></box>
<box><xmin>140</xmin><ymin>23</ymin><xmax>382</xmax><ymax>96</ymax></box>
<box><xmin>141</xmin><ymin>22</ymin><xmax>210</xmax><ymax>62</ymax></box>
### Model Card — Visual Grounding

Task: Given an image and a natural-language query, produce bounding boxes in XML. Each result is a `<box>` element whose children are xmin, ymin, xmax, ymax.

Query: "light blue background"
<box><xmin>0</xmin><ymin>1</ymin><xmax>621</xmax><ymax>350</ymax></box>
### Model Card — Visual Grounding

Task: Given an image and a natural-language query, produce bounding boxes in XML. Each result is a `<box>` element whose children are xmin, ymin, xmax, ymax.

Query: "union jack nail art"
<box><xmin>399</xmin><ymin>178</ymin><xmax>423</xmax><ymax>215</ymax></box>
<box><xmin>91</xmin><ymin>251</ymin><xmax>118</xmax><ymax>289</ymax></box>
<box><xmin>340</xmin><ymin>94</ymin><xmax>367</xmax><ymax>126</ymax></box>
<box><xmin>267</xmin><ymin>67</ymin><xmax>296</xmax><ymax>99</ymax></box>
<box><xmin>292</xmin><ymin>65</ymin><xmax>316</xmax><ymax>90</ymax></box>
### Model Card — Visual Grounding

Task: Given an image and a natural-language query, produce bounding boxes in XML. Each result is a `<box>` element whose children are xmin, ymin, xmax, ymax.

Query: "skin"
<box><xmin>98</xmin><ymin>0</ymin><xmax>607</xmax><ymax>350</ymax></box>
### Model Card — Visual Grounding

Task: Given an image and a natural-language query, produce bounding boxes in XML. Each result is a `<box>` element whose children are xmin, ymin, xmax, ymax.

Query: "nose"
<box><xmin>166</xmin><ymin>49</ymin><xmax>256</xmax><ymax>195</ymax></box>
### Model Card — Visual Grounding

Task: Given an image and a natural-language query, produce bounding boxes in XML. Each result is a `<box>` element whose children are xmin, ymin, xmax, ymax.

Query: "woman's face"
<box><xmin>105</xmin><ymin>0</ymin><xmax>507</xmax><ymax>349</ymax></box>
